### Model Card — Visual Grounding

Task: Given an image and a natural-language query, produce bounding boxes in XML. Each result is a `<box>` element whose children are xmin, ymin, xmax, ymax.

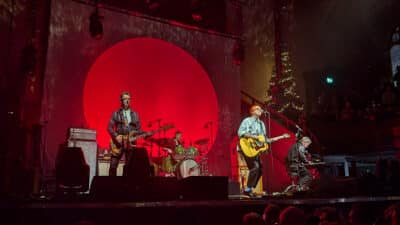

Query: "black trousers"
<box><xmin>298</xmin><ymin>166</ymin><xmax>312</xmax><ymax>187</ymax></box>
<box><xmin>241</xmin><ymin>152</ymin><xmax>263</xmax><ymax>189</ymax></box>
<box><xmin>288</xmin><ymin>164</ymin><xmax>312</xmax><ymax>187</ymax></box>
<box><xmin>109</xmin><ymin>148</ymin><xmax>133</xmax><ymax>176</ymax></box>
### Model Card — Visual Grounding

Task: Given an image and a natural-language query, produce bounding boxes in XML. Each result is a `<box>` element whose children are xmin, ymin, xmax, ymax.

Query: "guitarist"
<box><xmin>237</xmin><ymin>105</ymin><xmax>269</xmax><ymax>197</ymax></box>
<box><xmin>107</xmin><ymin>91</ymin><xmax>143</xmax><ymax>176</ymax></box>
<box><xmin>285</xmin><ymin>136</ymin><xmax>312</xmax><ymax>191</ymax></box>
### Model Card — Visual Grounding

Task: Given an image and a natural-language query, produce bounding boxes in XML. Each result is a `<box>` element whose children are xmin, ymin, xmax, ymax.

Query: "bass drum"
<box><xmin>177</xmin><ymin>159</ymin><xmax>200</xmax><ymax>179</ymax></box>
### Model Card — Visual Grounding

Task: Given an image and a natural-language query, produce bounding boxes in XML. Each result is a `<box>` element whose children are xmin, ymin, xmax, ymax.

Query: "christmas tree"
<box><xmin>267</xmin><ymin>50</ymin><xmax>304</xmax><ymax>120</ymax></box>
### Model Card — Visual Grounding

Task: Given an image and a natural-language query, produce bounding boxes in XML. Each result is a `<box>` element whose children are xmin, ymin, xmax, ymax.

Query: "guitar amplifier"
<box><xmin>68</xmin><ymin>128</ymin><xmax>96</xmax><ymax>141</ymax></box>
<box><xmin>98</xmin><ymin>159</ymin><xmax>124</xmax><ymax>176</ymax></box>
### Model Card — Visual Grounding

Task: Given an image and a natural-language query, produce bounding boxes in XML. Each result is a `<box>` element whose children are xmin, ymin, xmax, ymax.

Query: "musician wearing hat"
<box><xmin>285</xmin><ymin>136</ymin><xmax>312</xmax><ymax>191</ymax></box>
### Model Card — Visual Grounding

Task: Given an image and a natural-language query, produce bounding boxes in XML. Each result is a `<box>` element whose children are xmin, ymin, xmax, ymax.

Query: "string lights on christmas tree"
<box><xmin>267</xmin><ymin>51</ymin><xmax>304</xmax><ymax>117</ymax></box>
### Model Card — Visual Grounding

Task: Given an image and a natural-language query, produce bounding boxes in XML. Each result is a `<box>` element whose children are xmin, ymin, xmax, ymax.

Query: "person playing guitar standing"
<box><xmin>238</xmin><ymin>105</ymin><xmax>290</xmax><ymax>197</ymax></box>
<box><xmin>107</xmin><ymin>91</ymin><xmax>143</xmax><ymax>176</ymax></box>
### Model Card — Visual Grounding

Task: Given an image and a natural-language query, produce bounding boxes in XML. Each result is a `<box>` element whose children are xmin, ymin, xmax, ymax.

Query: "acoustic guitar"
<box><xmin>110</xmin><ymin>124</ymin><xmax>174</xmax><ymax>157</ymax></box>
<box><xmin>240</xmin><ymin>133</ymin><xmax>290</xmax><ymax>158</ymax></box>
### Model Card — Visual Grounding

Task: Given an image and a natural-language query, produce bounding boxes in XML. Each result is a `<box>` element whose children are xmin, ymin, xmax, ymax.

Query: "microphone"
<box><xmin>261</xmin><ymin>109</ymin><xmax>269</xmax><ymax>114</ymax></box>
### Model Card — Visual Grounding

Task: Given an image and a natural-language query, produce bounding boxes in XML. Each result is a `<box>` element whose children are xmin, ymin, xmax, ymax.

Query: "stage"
<box><xmin>2</xmin><ymin>195</ymin><xmax>399</xmax><ymax>225</ymax></box>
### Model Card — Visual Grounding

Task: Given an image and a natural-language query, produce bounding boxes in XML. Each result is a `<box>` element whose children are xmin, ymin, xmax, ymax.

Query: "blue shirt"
<box><xmin>237</xmin><ymin>116</ymin><xmax>267</xmax><ymax>138</ymax></box>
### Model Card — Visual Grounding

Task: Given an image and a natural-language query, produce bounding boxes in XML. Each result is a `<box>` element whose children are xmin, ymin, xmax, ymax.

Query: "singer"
<box><xmin>237</xmin><ymin>105</ymin><xmax>268</xmax><ymax>197</ymax></box>
<box><xmin>107</xmin><ymin>91</ymin><xmax>144</xmax><ymax>176</ymax></box>
<box><xmin>237</xmin><ymin>105</ymin><xmax>290</xmax><ymax>197</ymax></box>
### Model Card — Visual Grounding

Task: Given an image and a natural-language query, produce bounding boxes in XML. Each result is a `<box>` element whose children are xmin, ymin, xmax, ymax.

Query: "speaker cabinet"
<box><xmin>90</xmin><ymin>176</ymin><xmax>179</xmax><ymax>201</ymax></box>
<box><xmin>98</xmin><ymin>160</ymin><xmax>124</xmax><ymax>176</ymax></box>
<box><xmin>180</xmin><ymin>176</ymin><xmax>228</xmax><ymax>200</ymax></box>
<box><xmin>90</xmin><ymin>176</ymin><xmax>127</xmax><ymax>201</ymax></box>
<box><xmin>56</xmin><ymin>146</ymin><xmax>90</xmax><ymax>193</ymax></box>
<box><xmin>228</xmin><ymin>181</ymin><xmax>240</xmax><ymax>195</ymax></box>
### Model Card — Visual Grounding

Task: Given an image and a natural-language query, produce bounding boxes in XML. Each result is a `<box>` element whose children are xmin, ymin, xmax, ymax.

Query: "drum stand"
<box><xmin>200</xmin><ymin>156</ymin><xmax>209</xmax><ymax>176</ymax></box>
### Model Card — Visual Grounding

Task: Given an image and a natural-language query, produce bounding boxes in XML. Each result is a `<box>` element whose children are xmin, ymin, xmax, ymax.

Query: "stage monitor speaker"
<box><xmin>56</xmin><ymin>146</ymin><xmax>90</xmax><ymax>193</ymax></box>
<box><xmin>228</xmin><ymin>181</ymin><xmax>240</xmax><ymax>195</ymax></box>
<box><xmin>90</xmin><ymin>176</ymin><xmax>180</xmax><ymax>201</ymax></box>
<box><xmin>142</xmin><ymin>177</ymin><xmax>180</xmax><ymax>201</ymax></box>
<box><xmin>90</xmin><ymin>176</ymin><xmax>127</xmax><ymax>201</ymax></box>
<box><xmin>180</xmin><ymin>176</ymin><xmax>228</xmax><ymax>200</ymax></box>
<box><xmin>123</xmin><ymin>147</ymin><xmax>151</xmax><ymax>183</ymax></box>
<box><xmin>68</xmin><ymin>139</ymin><xmax>97</xmax><ymax>190</ymax></box>
<box><xmin>308</xmin><ymin>176</ymin><xmax>359</xmax><ymax>198</ymax></box>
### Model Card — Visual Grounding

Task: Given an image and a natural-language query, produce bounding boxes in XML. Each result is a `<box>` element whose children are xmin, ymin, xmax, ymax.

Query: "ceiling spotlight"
<box><xmin>232</xmin><ymin>40</ymin><xmax>244</xmax><ymax>65</ymax></box>
<box><xmin>89</xmin><ymin>7</ymin><xmax>103</xmax><ymax>40</ymax></box>
<box><xmin>191</xmin><ymin>0</ymin><xmax>203</xmax><ymax>22</ymax></box>
<box><xmin>191</xmin><ymin>13</ymin><xmax>202</xmax><ymax>22</ymax></box>
<box><xmin>146</xmin><ymin>0</ymin><xmax>160</xmax><ymax>11</ymax></box>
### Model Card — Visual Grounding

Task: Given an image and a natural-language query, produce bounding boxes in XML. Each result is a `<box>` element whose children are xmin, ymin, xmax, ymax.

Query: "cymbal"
<box><xmin>147</xmin><ymin>137</ymin><xmax>174</xmax><ymax>147</ymax></box>
<box><xmin>194</xmin><ymin>138</ymin><xmax>209</xmax><ymax>145</ymax></box>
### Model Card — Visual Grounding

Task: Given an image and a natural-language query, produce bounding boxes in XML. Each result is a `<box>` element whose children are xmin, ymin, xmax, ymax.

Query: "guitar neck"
<box><xmin>130</xmin><ymin>125</ymin><xmax>174</xmax><ymax>142</ymax></box>
<box><xmin>270</xmin><ymin>135</ymin><xmax>286</xmax><ymax>142</ymax></box>
<box><xmin>131</xmin><ymin>131</ymin><xmax>154</xmax><ymax>141</ymax></box>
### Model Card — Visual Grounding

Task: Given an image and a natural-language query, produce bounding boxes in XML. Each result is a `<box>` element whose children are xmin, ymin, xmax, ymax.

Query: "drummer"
<box><xmin>161</xmin><ymin>131</ymin><xmax>184</xmax><ymax>176</ymax></box>
<box><xmin>162</xmin><ymin>131</ymin><xmax>184</xmax><ymax>154</ymax></box>
<box><xmin>173</xmin><ymin>131</ymin><xmax>198</xmax><ymax>158</ymax></box>
<box><xmin>173</xmin><ymin>131</ymin><xmax>185</xmax><ymax>154</ymax></box>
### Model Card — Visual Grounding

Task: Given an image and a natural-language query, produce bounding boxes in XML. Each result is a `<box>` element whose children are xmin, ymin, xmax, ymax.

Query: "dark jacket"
<box><xmin>285</xmin><ymin>143</ymin><xmax>309</xmax><ymax>176</ymax></box>
<box><xmin>107</xmin><ymin>108</ymin><xmax>141</xmax><ymax>141</ymax></box>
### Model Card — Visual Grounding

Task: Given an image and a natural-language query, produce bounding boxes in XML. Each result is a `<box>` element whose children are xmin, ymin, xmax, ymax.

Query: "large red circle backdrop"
<box><xmin>83</xmin><ymin>38</ymin><xmax>219</xmax><ymax>156</ymax></box>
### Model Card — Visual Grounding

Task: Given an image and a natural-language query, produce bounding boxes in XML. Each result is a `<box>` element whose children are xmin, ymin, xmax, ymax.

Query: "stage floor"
<box><xmin>2</xmin><ymin>195</ymin><xmax>399</xmax><ymax>225</ymax></box>
<box><xmin>0</xmin><ymin>196</ymin><xmax>400</xmax><ymax>225</ymax></box>
<box><xmin>18</xmin><ymin>194</ymin><xmax>400</xmax><ymax>207</ymax></box>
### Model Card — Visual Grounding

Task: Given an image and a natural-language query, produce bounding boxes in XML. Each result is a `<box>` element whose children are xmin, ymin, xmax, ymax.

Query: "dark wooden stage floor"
<box><xmin>2</xmin><ymin>195</ymin><xmax>399</xmax><ymax>225</ymax></box>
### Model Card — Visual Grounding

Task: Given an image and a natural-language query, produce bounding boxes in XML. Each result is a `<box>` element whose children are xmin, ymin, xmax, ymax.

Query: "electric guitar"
<box><xmin>240</xmin><ymin>133</ymin><xmax>290</xmax><ymax>158</ymax></box>
<box><xmin>110</xmin><ymin>124</ymin><xmax>174</xmax><ymax>157</ymax></box>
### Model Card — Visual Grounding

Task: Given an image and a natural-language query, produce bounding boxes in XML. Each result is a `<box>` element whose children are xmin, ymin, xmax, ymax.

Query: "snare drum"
<box><xmin>177</xmin><ymin>159</ymin><xmax>200</xmax><ymax>179</ymax></box>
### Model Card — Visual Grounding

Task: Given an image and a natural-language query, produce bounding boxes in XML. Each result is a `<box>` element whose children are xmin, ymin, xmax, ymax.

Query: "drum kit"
<box><xmin>146</xmin><ymin>137</ymin><xmax>210</xmax><ymax>179</ymax></box>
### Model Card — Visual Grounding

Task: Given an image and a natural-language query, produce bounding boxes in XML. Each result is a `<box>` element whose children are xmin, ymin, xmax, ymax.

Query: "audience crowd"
<box><xmin>242</xmin><ymin>202</ymin><xmax>400</xmax><ymax>225</ymax></box>
<box><xmin>311</xmin><ymin>79</ymin><xmax>400</xmax><ymax>123</ymax></box>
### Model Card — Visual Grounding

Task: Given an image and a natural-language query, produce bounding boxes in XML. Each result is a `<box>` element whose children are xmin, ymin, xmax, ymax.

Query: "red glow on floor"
<box><xmin>83</xmin><ymin>38</ymin><xmax>218</xmax><ymax>156</ymax></box>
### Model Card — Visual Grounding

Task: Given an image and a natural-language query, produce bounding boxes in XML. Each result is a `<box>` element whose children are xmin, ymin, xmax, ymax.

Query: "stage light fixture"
<box><xmin>146</xmin><ymin>0</ymin><xmax>160</xmax><ymax>11</ymax></box>
<box><xmin>191</xmin><ymin>0</ymin><xmax>203</xmax><ymax>22</ymax></box>
<box><xmin>89</xmin><ymin>7</ymin><xmax>103</xmax><ymax>40</ymax></box>
<box><xmin>232</xmin><ymin>40</ymin><xmax>244</xmax><ymax>65</ymax></box>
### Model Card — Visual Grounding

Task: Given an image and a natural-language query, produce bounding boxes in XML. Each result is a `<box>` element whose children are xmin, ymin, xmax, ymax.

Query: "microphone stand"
<box><xmin>155</xmin><ymin>119</ymin><xmax>162</xmax><ymax>156</ymax></box>
<box><xmin>295</xmin><ymin>127</ymin><xmax>302</xmax><ymax>142</ymax></box>
<box><xmin>208</xmin><ymin>121</ymin><xmax>213</xmax><ymax>151</ymax></box>
<box><xmin>263</xmin><ymin>110</ymin><xmax>272</xmax><ymax>193</ymax></box>
<box><xmin>148</xmin><ymin>118</ymin><xmax>162</xmax><ymax>157</ymax></box>
<box><xmin>202</xmin><ymin>121</ymin><xmax>213</xmax><ymax>176</ymax></box>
